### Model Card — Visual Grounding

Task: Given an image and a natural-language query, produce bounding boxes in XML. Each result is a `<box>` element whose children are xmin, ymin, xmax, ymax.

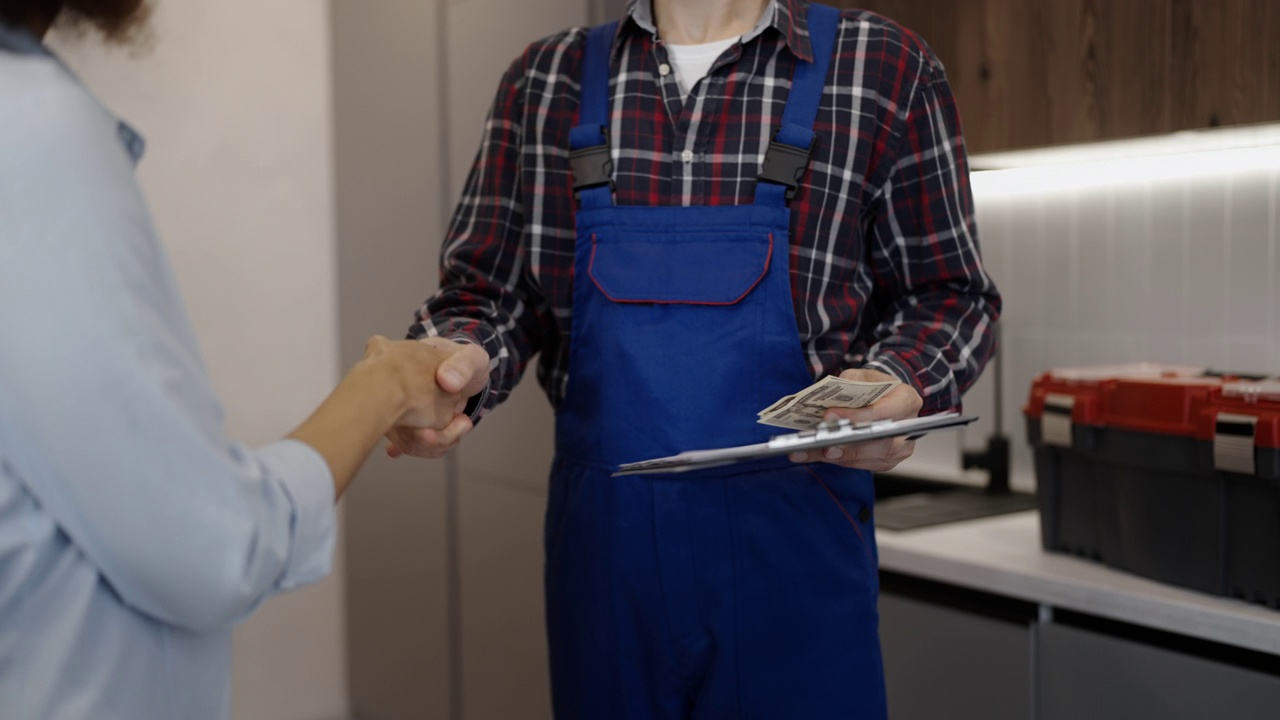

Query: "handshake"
<box><xmin>289</xmin><ymin>333</ymin><xmax>492</xmax><ymax>488</ymax></box>
<box><xmin>357</xmin><ymin>336</ymin><xmax>491</xmax><ymax>461</ymax></box>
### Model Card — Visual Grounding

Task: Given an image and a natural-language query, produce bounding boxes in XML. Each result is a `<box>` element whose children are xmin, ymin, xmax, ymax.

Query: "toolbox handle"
<box><xmin>1042</xmin><ymin>394</ymin><xmax>1076</xmax><ymax>448</ymax></box>
<box><xmin>1214</xmin><ymin>412</ymin><xmax>1258</xmax><ymax>475</ymax></box>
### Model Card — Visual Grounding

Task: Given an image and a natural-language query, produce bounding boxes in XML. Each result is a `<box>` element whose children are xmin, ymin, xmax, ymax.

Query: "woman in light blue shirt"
<box><xmin>0</xmin><ymin>2</ymin><xmax>487</xmax><ymax>718</ymax></box>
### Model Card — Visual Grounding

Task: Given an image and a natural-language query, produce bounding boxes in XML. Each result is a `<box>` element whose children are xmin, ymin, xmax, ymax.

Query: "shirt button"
<box><xmin>858</xmin><ymin>506</ymin><xmax>872</xmax><ymax>523</ymax></box>
<box><xmin>681</xmin><ymin>149</ymin><xmax>694</xmax><ymax>163</ymax></box>
<box><xmin>659</xmin><ymin>62</ymin><xmax>672</xmax><ymax>77</ymax></box>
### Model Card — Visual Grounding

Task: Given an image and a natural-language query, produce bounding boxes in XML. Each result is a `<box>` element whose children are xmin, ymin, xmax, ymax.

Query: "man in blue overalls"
<box><xmin>394</xmin><ymin>1</ymin><xmax>1001</xmax><ymax>716</ymax></box>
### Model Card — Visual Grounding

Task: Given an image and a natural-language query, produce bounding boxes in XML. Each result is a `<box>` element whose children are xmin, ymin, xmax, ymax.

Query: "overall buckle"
<box><xmin>570</xmin><ymin>131</ymin><xmax>614</xmax><ymax>198</ymax></box>
<box><xmin>757</xmin><ymin>134</ymin><xmax>813</xmax><ymax>200</ymax></box>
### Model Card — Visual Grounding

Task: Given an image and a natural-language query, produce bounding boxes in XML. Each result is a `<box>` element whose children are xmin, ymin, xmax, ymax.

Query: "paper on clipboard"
<box><xmin>613</xmin><ymin>412</ymin><xmax>976</xmax><ymax>476</ymax></box>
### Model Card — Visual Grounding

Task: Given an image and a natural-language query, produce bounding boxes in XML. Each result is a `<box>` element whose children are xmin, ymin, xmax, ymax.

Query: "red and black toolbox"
<box><xmin>1025</xmin><ymin>364</ymin><xmax>1280</xmax><ymax>605</ymax></box>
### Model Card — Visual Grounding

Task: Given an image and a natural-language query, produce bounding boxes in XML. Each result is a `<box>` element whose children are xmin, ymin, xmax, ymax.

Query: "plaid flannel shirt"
<box><xmin>410</xmin><ymin>0</ymin><xmax>1001</xmax><ymax>418</ymax></box>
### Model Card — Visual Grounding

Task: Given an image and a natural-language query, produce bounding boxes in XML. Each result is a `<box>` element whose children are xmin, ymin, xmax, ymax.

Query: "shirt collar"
<box><xmin>0</xmin><ymin>20</ymin><xmax>48</xmax><ymax>56</ymax></box>
<box><xmin>0</xmin><ymin>20</ymin><xmax>146</xmax><ymax>164</ymax></box>
<box><xmin>619</xmin><ymin>0</ymin><xmax>813</xmax><ymax>63</ymax></box>
<box><xmin>115</xmin><ymin>120</ymin><xmax>146</xmax><ymax>164</ymax></box>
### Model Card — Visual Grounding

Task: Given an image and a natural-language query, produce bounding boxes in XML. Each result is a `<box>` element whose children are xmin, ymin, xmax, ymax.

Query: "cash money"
<box><xmin>757</xmin><ymin>376</ymin><xmax>898</xmax><ymax>430</ymax></box>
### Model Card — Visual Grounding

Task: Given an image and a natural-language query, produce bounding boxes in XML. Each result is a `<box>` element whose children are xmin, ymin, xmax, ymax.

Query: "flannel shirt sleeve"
<box><xmin>406</xmin><ymin>54</ymin><xmax>553</xmax><ymax>419</ymax></box>
<box><xmin>860</xmin><ymin>49</ymin><xmax>1002</xmax><ymax>415</ymax></box>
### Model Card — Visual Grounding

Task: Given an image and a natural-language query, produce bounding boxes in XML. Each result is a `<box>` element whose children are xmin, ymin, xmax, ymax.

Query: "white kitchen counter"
<box><xmin>876</xmin><ymin>510</ymin><xmax>1280</xmax><ymax>656</ymax></box>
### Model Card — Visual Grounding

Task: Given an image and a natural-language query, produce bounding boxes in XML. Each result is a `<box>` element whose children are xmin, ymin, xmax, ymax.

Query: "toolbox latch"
<box><xmin>1043</xmin><ymin>394</ymin><xmax>1075</xmax><ymax>448</ymax></box>
<box><xmin>1214</xmin><ymin>413</ymin><xmax>1258</xmax><ymax>475</ymax></box>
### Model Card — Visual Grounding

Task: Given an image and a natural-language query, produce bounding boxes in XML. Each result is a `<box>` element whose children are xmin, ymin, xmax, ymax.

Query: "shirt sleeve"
<box><xmin>406</xmin><ymin>51</ymin><xmax>557</xmax><ymax>418</ymax></box>
<box><xmin>0</xmin><ymin>81</ymin><xmax>335</xmax><ymax>633</ymax></box>
<box><xmin>860</xmin><ymin>48</ymin><xmax>1002</xmax><ymax>414</ymax></box>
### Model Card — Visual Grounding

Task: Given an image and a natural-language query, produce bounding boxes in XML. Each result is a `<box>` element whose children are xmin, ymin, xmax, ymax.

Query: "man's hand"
<box><xmin>788</xmin><ymin>367</ymin><xmax>923</xmax><ymax>472</ymax></box>
<box><xmin>382</xmin><ymin>337</ymin><xmax>490</xmax><ymax>460</ymax></box>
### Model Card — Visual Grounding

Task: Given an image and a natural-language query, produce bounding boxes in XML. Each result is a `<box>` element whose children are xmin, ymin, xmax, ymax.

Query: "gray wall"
<box><xmin>441</xmin><ymin>0</ymin><xmax>586</xmax><ymax>716</ymax></box>
<box><xmin>332</xmin><ymin>2</ymin><xmax>452</xmax><ymax>718</ymax></box>
<box><xmin>589</xmin><ymin>0</ymin><xmax>631</xmax><ymax>23</ymax></box>
<box><xmin>332</xmin><ymin>1</ymin><xmax>601</xmax><ymax>717</ymax></box>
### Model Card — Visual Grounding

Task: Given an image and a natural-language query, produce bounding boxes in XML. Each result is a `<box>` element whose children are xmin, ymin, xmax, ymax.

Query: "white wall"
<box><xmin>892</xmin><ymin>140</ymin><xmax>1280</xmax><ymax>492</ymax></box>
<box><xmin>975</xmin><ymin>151</ymin><xmax>1279</xmax><ymax>491</ymax></box>
<box><xmin>49</xmin><ymin>3</ymin><xmax>348</xmax><ymax>719</ymax></box>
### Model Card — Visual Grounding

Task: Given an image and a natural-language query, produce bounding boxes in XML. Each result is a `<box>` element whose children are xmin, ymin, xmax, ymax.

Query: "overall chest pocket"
<box><xmin>587</xmin><ymin>230</ymin><xmax>774</xmax><ymax>305</ymax></box>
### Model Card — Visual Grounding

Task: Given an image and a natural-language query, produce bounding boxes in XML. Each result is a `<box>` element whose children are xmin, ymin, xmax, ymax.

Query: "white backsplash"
<box><xmin>896</xmin><ymin>159</ymin><xmax>1279</xmax><ymax>491</ymax></box>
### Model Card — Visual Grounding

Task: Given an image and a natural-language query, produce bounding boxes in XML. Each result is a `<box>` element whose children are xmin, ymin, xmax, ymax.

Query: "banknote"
<box><xmin>757</xmin><ymin>376</ymin><xmax>898</xmax><ymax>430</ymax></box>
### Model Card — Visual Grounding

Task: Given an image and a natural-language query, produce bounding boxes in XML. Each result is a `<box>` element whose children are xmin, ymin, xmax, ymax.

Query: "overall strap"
<box><xmin>569</xmin><ymin>20</ymin><xmax>619</xmax><ymax>211</ymax></box>
<box><xmin>754</xmin><ymin>2</ymin><xmax>841</xmax><ymax>207</ymax></box>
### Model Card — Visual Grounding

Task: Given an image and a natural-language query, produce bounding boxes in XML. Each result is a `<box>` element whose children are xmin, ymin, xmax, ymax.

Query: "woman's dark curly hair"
<box><xmin>0</xmin><ymin>0</ymin><xmax>149</xmax><ymax>41</ymax></box>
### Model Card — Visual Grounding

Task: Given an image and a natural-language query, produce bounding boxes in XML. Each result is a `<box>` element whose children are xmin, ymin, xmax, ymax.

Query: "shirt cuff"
<box><xmin>863</xmin><ymin>354</ymin><xmax>955</xmax><ymax>415</ymax></box>
<box><xmin>443</xmin><ymin>333</ymin><xmax>493</xmax><ymax>422</ymax></box>
<box><xmin>256</xmin><ymin>438</ymin><xmax>336</xmax><ymax>591</ymax></box>
<box><xmin>861</xmin><ymin>356</ymin><xmax>912</xmax><ymax>386</ymax></box>
<box><xmin>862</xmin><ymin>355</ymin><xmax>927</xmax><ymax>402</ymax></box>
<box><xmin>461</xmin><ymin>380</ymin><xmax>490</xmax><ymax>422</ymax></box>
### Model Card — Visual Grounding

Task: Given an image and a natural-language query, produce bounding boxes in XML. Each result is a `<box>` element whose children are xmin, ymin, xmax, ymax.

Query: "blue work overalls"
<box><xmin>546</xmin><ymin>5</ymin><xmax>887</xmax><ymax>718</ymax></box>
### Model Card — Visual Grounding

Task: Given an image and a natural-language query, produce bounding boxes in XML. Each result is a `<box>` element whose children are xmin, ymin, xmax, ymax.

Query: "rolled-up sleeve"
<box><xmin>406</xmin><ymin>53</ymin><xmax>552</xmax><ymax>418</ymax></box>
<box><xmin>862</xmin><ymin>47</ymin><xmax>1001</xmax><ymax>414</ymax></box>
<box><xmin>0</xmin><ymin>80</ymin><xmax>335</xmax><ymax>633</ymax></box>
<box><xmin>252</xmin><ymin>439</ymin><xmax>336</xmax><ymax>590</ymax></box>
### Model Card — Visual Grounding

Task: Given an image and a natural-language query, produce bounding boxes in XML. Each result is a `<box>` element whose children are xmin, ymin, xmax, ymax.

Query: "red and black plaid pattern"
<box><xmin>410</xmin><ymin>0</ymin><xmax>1001</xmax><ymax>417</ymax></box>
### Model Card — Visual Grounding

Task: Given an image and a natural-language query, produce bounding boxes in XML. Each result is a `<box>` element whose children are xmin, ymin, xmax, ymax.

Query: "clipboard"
<box><xmin>613</xmin><ymin>412</ymin><xmax>977</xmax><ymax>476</ymax></box>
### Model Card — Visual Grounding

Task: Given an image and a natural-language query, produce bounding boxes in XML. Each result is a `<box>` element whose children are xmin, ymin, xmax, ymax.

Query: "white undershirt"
<box><xmin>665</xmin><ymin>36</ymin><xmax>740</xmax><ymax>99</ymax></box>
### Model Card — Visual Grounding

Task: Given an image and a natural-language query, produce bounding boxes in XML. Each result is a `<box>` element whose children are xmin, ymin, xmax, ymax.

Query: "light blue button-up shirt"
<box><xmin>0</xmin><ymin>24</ymin><xmax>337</xmax><ymax>720</ymax></box>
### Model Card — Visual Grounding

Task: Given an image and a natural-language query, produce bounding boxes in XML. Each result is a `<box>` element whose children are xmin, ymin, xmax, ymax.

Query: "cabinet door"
<box><xmin>1038</xmin><ymin>622</ymin><xmax>1280</xmax><ymax>719</ymax></box>
<box><xmin>880</xmin><ymin>591</ymin><xmax>1033</xmax><ymax>720</ymax></box>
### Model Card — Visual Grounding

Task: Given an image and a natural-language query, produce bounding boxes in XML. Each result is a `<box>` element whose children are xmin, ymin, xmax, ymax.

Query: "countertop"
<box><xmin>876</xmin><ymin>510</ymin><xmax>1280</xmax><ymax>655</ymax></box>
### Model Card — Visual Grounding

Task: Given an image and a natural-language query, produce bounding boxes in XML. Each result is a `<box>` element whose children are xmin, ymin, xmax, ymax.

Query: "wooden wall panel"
<box><xmin>1269</xmin><ymin>0</ymin><xmax>1280</xmax><ymax>120</ymax></box>
<box><xmin>841</xmin><ymin>0</ymin><xmax>1279</xmax><ymax>152</ymax></box>
<box><xmin>1037</xmin><ymin>0</ymin><xmax>1097</xmax><ymax>146</ymax></box>
<box><xmin>1092</xmin><ymin>0</ymin><xmax>1171</xmax><ymax>139</ymax></box>
<box><xmin>973</xmin><ymin>0</ymin><xmax>1049</xmax><ymax>151</ymax></box>
<box><xmin>1170</xmin><ymin>0</ymin><xmax>1226</xmax><ymax>128</ymax></box>
<box><xmin>1170</xmin><ymin>0</ymin><xmax>1280</xmax><ymax>129</ymax></box>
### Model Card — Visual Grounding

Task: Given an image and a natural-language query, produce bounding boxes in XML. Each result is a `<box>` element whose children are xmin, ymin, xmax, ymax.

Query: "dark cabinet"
<box><xmin>879</xmin><ymin>573</ymin><xmax>1280</xmax><ymax>719</ymax></box>
<box><xmin>1037</xmin><ymin>621</ymin><xmax>1280</xmax><ymax>719</ymax></box>
<box><xmin>879</xmin><ymin>574</ymin><xmax>1036</xmax><ymax>719</ymax></box>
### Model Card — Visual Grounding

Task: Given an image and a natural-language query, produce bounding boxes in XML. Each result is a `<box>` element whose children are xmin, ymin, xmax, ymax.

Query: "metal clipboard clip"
<box><xmin>613</xmin><ymin>413</ymin><xmax>977</xmax><ymax>476</ymax></box>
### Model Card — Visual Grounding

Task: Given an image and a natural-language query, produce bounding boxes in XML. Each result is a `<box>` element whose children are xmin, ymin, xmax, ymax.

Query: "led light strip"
<box><xmin>970</xmin><ymin>123</ymin><xmax>1280</xmax><ymax>196</ymax></box>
